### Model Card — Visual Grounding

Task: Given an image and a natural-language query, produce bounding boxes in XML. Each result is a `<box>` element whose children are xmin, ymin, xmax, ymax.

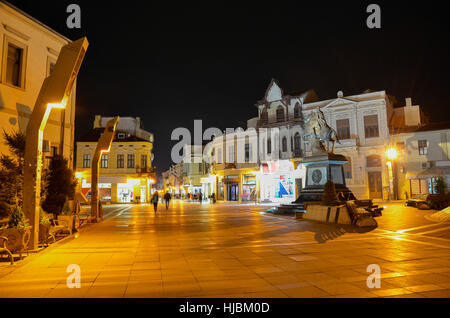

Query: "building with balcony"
<box><xmin>0</xmin><ymin>1</ymin><xmax>76</xmax><ymax>167</ymax></box>
<box><xmin>75</xmin><ymin>115</ymin><xmax>155</xmax><ymax>203</ymax></box>
<box><xmin>391</xmin><ymin>121</ymin><xmax>450</xmax><ymax>198</ymax></box>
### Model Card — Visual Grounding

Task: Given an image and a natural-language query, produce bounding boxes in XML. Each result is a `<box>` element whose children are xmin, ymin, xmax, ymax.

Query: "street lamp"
<box><xmin>23</xmin><ymin>38</ymin><xmax>89</xmax><ymax>250</ymax></box>
<box><xmin>91</xmin><ymin>117</ymin><xmax>119</xmax><ymax>222</ymax></box>
<box><xmin>386</xmin><ymin>146</ymin><xmax>399</xmax><ymax>200</ymax></box>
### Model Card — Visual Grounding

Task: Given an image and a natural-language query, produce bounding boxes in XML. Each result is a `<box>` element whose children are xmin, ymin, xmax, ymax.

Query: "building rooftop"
<box><xmin>391</xmin><ymin>121</ymin><xmax>450</xmax><ymax>134</ymax></box>
<box><xmin>77</xmin><ymin>128</ymin><xmax>151</xmax><ymax>143</ymax></box>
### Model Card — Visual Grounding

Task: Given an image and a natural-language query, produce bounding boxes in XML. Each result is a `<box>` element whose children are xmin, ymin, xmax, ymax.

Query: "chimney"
<box><xmin>405</xmin><ymin>98</ymin><xmax>412</xmax><ymax>107</ymax></box>
<box><xmin>93</xmin><ymin>115</ymin><xmax>102</xmax><ymax>128</ymax></box>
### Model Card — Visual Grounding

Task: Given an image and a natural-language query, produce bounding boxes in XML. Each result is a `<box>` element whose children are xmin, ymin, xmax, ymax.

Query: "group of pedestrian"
<box><xmin>150</xmin><ymin>191</ymin><xmax>172</xmax><ymax>213</ymax></box>
<box><xmin>150</xmin><ymin>190</ymin><xmax>217</xmax><ymax>212</ymax></box>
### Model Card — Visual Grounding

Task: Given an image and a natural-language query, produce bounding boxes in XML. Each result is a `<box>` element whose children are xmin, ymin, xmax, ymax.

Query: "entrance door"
<box><xmin>368</xmin><ymin>171</ymin><xmax>382</xmax><ymax>199</ymax></box>
<box><xmin>228</xmin><ymin>184</ymin><xmax>239</xmax><ymax>201</ymax></box>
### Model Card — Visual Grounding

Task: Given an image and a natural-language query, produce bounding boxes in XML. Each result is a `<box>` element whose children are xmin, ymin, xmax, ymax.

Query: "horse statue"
<box><xmin>304</xmin><ymin>109</ymin><xmax>340</xmax><ymax>153</ymax></box>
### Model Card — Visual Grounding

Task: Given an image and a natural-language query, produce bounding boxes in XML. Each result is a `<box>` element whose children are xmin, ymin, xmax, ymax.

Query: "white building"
<box><xmin>0</xmin><ymin>1</ymin><xmax>76</xmax><ymax>167</ymax></box>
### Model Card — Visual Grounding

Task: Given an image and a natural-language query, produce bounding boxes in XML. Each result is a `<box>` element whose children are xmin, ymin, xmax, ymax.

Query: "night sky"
<box><xmin>7</xmin><ymin>0</ymin><xmax>450</xmax><ymax>176</ymax></box>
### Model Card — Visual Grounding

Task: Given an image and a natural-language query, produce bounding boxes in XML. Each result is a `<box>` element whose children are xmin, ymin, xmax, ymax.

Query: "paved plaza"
<box><xmin>0</xmin><ymin>201</ymin><xmax>449</xmax><ymax>298</ymax></box>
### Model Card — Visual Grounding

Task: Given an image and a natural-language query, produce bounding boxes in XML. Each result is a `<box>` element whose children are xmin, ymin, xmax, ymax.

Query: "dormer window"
<box><xmin>276</xmin><ymin>106</ymin><xmax>285</xmax><ymax>122</ymax></box>
<box><xmin>260</xmin><ymin>108</ymin><xmax>268</xmax><ymax>124</ymax></box>
<box><xmin>294</xmin><ymin>103</ymin><xmax>301</xmax><ymax>119</ymax></box>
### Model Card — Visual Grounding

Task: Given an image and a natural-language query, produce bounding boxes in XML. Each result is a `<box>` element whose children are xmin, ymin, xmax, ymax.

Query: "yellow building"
<box><xmin>75</xmin><ymin>116</ymin><xmax>155</xmax><ymax>203</ymax></box>
<box><xmin>0</xmin><ymin>1</ymin><xmax>76</xmax><ymax>167</ymax></box>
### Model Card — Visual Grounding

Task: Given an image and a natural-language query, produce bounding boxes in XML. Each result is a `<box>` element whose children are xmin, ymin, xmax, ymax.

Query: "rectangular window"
<box><xmin>418</xmin><ymin>140</ymin><xmax>428</xmax><ymax>155</ymax></box>
<box><xmin>228</xmin><ymin>146</ymin><xmax>235</xmax><ymax>163</ymax></box>
<box><xmin>51</xmin><ymin>146</ymin><xmax>58</xmax><ymax>157</ymax></box>
<box><xmin>364</xmin><ymin>115</ymin><xmax>379</xmax><ymax>138</ymax></box>
<box><xmin>245</xmin><ymin>143</ymin><xmax>250</xmax><ymax>162</ymax></box>
<box><xmin>127</xmin><ymin>154</ymin><xmax>135</xmax><ymax>168</ymax></box>
<box><xmin>336</xmin><ymin>119</ymin><xmax>350</xmax><ymax>140</ymax></box>
<box><xmin>117</xmin><ymin>154</ymin><xmax>124</xmax><ymax>168</ymax></box>
<box><xmin>217</xmin><ymin>148</ymin><xmax>222</xmax><ymax>164</ymax></box>
<box><xmin>83</xmin><ymin>154</ymin><xmax>91</xmax><ymax>168</ymax></box>
<box><xmin>6</xmin><ymin>44</ymin><xmax>23</xmax><ymax>87</ymax></box>
<box><xmin>101</xmin><ymin>154</ymin><xmax>109</xmax><ymax>168</ymax></box>
<box><xmin>141</xmin><ymin>154</ymin><xmax>147</xmax><ymax>169</ymax></box>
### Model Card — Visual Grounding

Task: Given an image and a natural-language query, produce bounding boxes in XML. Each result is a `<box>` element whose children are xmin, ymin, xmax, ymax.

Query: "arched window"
<box><xmin>267</xmin><ymin>138</ymin><xmax>272</xmax><ymax>154</ymax></box>
<box><xmin>294</xmin><ymin>133</ymin><xmax>301</xmax><ymax>150</ymax></box>
<box><xmin>276</xmin><ymin>106</ymin><xmax>285</xmax><ymax>122</ymax></box>
<box><xmin>282</xmin><ymin>137</ymin><xmax>287</xmax><ymax>152</ymax></box>
<box><xmin>294</xmin><ymin>103</ymin><xmax>301</xmax><ymax>119</ymax></box>
<box><xmin>260</xmin><ymin>108</ymin><xmax>268</xmax><ymax>124</ymax></box>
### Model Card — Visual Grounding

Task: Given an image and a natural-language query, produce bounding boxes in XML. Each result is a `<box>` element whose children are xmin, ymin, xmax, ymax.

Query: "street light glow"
<box><xmin>386</xmin><ymin>147</ymin><xmax>398</xmax><ymax>160</ymax></box>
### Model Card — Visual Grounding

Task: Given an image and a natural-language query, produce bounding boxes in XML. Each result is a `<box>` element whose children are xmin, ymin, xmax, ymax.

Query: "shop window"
<box><xmin>418</xmin><ymin>140</ymin><xmax>428</xmax><ymax>155</ymax></box>
<box><xmin>117</xmin><ymin>154</ymin><xmax>124</xmax><ymax>168</ymax></box>
<box><xmin>336</xmin><ymin>119</ymin><xmax>350</xmax><ymax>139</ymax></box>
<box><xmin>101</xmin><ymin>154</ymin><xmax>109</xmax><ymax>168</ymax></box>
<box><xmin>83</xmin><ymin>154</ymin><xmax>91</xmax><ymax>168</ymax></box>
<box><xmin>364</xmin><ymin>115</ymin><xmax>379</xmax><ymax>138</ymax></box>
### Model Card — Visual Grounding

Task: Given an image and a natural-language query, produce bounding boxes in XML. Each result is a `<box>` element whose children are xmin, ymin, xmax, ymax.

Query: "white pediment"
<box><xmin>322</xmin><ymin>97</ymin><xmax>356</xmax><ymax>109</ymax></box>
<box><xmin>265</xmin><ymin>79</ymin><xmax>283</xmax><ymax>102</ymax></box>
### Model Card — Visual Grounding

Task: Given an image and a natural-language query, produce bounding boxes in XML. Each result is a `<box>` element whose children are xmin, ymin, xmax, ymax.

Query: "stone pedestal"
<box><xmin>294</xmin><ymin>152</ymin><xmax>354</xmax><ymax>204</ymax></box>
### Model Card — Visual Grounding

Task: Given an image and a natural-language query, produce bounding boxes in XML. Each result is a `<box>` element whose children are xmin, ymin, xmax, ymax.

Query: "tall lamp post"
<box><xmin>91</xmin><ymin>117</ymin><xmax>119</xmax><ymax>222</ymax></box>
<box><xmin>23</xmin><ymin>38</ymin><xmax>89</xmax><ymax>250</ymax></box>
<box><xmin>386</xmin><ymin>147</ymin><xmax>399</xmax><ymax>200</ymax></box>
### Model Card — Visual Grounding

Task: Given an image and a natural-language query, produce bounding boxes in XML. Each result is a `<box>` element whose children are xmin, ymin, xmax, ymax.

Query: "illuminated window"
<box><xmin>364</xmin><ymin>115</ymin><xmax>379</xmax><ymax>138</ymax></box>
<box><xmin>117</xmin><ymin>154</ymin><xmax>124</xmax><ymax>168</ymax></box>
<box><xmin>418</xmin><ymin>140</ymin><xmax>428</xmax><ymax>155</ymax></box>
<box><xmin>83</xmin><ymin>154</ymin><xmax>91</xmax><ymax>168</ymax></box>
<box><xmin>336</xmin><ymin>119</ymin><xmax>350</xmax><ymax>139</ymax></box>
<box><xmin>101</xmin><ymin>154</ymin><xmax>109</xmax><ymax>168</ymax></box>
<box><xmin>141</xmin><ymin>154</ymin><xmax>147</xmax><ymax>168</ymax></box>
<box><xmin>127</xmin><ymin>154</ymin><xmax>135</xmax><ymax>168</ymax></box>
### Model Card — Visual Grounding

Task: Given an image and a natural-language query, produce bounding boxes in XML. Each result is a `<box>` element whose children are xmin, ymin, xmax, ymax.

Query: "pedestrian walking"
<box><xmin>199</xmin><ymin>192</ymin><xmax>202</xmax><ymax>203</ymax></box>
<box><xmin>211</xmin><ymin>192</ymin><xmax>216</xmax><ymax>204</ymax></box>
<box><xmin>164</xmin><ymin>192</ymin><xmax>171</xmax><ymax>210</ymax></box>
<box><xmin>151</xmin><ymin>191</ymin><xmax>159</xmax><ymax>213</ymax></box>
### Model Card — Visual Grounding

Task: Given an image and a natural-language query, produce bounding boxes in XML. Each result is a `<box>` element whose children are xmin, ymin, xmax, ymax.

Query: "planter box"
<box><xmin>0</xmin><ymin>226</ymin><xmax>31</xmax><ymax>256</ymax></box>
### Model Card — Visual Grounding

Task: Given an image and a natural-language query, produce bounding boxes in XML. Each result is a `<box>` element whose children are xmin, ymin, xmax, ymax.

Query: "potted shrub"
<box><xmin>0</xmin><ymin>203</ymin><xmax>31</xmax><ymax>256</ymax></box>
<box><xmin>39</xmin><ymin>207</ymin><xmax>52</xmax><ymax>245</ymax></box>
<box><xmin>57</xmin><ymin>200</ymin><xmax>74</xmax><ymax>235</ymax></box>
